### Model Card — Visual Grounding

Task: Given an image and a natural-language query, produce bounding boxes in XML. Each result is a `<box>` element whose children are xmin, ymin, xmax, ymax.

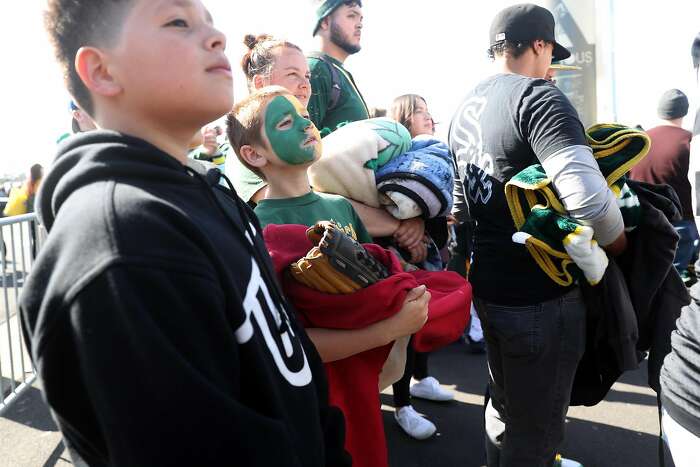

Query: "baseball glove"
<box><xmin>290</xmin><ymin>221</ymin><xmax>390</xmax><ymax>294</ymax></box>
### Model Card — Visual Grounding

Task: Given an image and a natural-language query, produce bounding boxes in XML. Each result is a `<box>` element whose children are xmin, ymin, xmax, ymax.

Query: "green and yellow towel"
<box><xmin>505</xmin><ymin>124</ymin><xmax>651</xmax><ymax>286</ymax></box>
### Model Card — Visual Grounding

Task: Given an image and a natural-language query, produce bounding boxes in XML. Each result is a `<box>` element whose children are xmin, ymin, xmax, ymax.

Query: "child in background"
<box><xmin>227</xmin><ymin>86</ymin><xmax>429</xmax><ymax>362</ymax></box>
<box><xmin>389</xmin><ymin>94</ymin><xmax>455</xmax><ymax>440</ymax></box>
<box><xmin>189</xmin><ymin>124</ymin><xmax>229</xmax><ymax>173</ymax></box>
<box><xmin>57</xmin><ymin>101</ymin><xmax>96</xmax><ymax>143</ymax></box>
<box><xmin>227</xmin><ymin>85</ymin><xmax>432</xmax><ymax>467</ymax></box>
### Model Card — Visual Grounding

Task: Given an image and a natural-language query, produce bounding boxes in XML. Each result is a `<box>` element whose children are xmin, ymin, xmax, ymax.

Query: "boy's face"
<box><xmin>261</xmin><ymin>95</ymin><xmax>322</xmax><ymax>166</ymax></box>
<box><xmin>105</xmin><ymin>0</ymin><xmax>233</xmax><ymax>127</ymax></box>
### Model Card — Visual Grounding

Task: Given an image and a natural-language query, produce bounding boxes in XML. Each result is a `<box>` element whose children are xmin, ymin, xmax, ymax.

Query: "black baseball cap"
<box><xmin>490</xmin><ymin>3</ymin><xmax>571</xmax><ymax>62</ymax></box>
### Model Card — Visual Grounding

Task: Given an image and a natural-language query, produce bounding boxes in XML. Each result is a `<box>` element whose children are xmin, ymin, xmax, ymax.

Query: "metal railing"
<box><xmin>0</xmin><ymin>213</ymin><xmax>44</xmax><ymax>414</ymax></box>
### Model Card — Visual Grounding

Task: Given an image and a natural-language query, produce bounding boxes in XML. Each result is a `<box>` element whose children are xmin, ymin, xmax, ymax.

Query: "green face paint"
<box><xmin>264</xmin><ymin>95</ymin><xmax>320</xmax><ymax>165</ymax></box>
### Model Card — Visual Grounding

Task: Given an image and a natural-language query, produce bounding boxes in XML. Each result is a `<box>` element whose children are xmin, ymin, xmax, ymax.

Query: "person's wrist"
<box><xmin>372</xmin><ymin>316</ymin><xmax>398</xmax><ymax>344</ymax></box>
<box><xmin>390</xmin><ymin>218</ymin><xmax>401</xmax><ymax>235</ymax></box>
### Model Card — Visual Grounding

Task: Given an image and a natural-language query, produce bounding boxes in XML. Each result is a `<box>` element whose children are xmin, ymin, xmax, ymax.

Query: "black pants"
<box><xmin>475</xmin><ymin>288</ymin><xmax>586</xmax><ymax>467</ymax></box>
<box><xmin>393</xmin><ymin>337</ymin><xmax>430</xmax><ymax>407</ymax></box>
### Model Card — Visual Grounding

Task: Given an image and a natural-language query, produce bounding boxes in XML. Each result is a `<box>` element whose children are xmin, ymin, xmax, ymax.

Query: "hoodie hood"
<box><xmin>39</xmin><ymin>131</ymin><xmax>196</xmax><ymax>232</ymax></box>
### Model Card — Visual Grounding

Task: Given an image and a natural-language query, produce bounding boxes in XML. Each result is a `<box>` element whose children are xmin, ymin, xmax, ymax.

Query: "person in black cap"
<box><xmin>630</xmin><ymin>89</ymin><xmax>696</xmax><ymax>278</ymax></box>
<box><xmin>448</xmin><ymin>4</ymin><xmax>626</xmax><ymax>467</ymax></box>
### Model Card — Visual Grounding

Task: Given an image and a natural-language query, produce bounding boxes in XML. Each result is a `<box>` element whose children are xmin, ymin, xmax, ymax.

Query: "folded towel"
<box><xmin>308</xmin><ymin>118</ymin><xmax>412</xmax><ymax>207</ymax></box>
<box><xmin>376</xmin><ymin>136</ymin><xmax>455</xmax><ymax>219</ymax></box>
<box><xmin>378</xmin><ymin>180</ymin><xmax>440</xmax><ymax>219</ymax></box>
<box><xmin>505</xmin><ymin>124</ymin><xmax>650</xmax><ymax>286</ymax></box>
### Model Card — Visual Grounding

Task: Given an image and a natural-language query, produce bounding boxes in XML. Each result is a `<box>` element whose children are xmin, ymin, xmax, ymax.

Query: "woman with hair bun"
<box><xmin>227</xmin><ymin>34</ymin><xmax>311</xmax><ymax>204</ymax></box>
<box><xmin>241</xmin><ymin>34</ymin><xmax>311</xmax><ymax>108</ymax></box>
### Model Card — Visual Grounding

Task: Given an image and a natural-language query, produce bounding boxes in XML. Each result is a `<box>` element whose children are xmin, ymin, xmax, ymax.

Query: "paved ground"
<box><xmin>382</xmin><ymin>343</ymin><xmax>674</xmax><ymax>467</ymax></box>
<box><xmin>0</xmin><ymin>342</ymin><xmax>674</xmax><ymax>467</ymax></box>
<box><xmin>0</xmin><ymin>383</ymin><xmax>70</xmax><ymax>467</ymax></box>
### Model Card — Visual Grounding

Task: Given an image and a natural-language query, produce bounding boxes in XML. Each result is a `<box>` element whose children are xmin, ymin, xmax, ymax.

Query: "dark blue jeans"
<box><xmin>673</xmin><ymin>220</ymin><xmax>700</xmax><ymax>274</ymax></box>
<box><xmin>474</xmin><ymin>288</ymin><xmax>586</xmax><ymax>467</ymax></box>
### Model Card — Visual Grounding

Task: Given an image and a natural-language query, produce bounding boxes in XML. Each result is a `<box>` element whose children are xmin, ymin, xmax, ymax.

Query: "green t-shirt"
<box><xmin>307</xmin><ymin>53</ymin><xmax>370</xmax><ymax>135</ymax></box>
<box><xmin>254</xmin><ymin>191</ymin><xmax>372</xmax><ymax>243</ymax></box>
<box><xmin>225</xmin><ymin>156</ymin><xmax>267</xmax><ymax>203</ymax></box>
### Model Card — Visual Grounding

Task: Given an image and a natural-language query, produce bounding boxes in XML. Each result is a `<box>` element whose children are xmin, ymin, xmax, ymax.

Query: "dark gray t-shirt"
<box><xmin>661</xmin><ymin>284</ymin><xmax>700</xmax><ymax>437</ymax></box>
<box><xmin>448</xmin><ymin>73</ymin><xmax>587</xmax><ymax>305</ymax></box>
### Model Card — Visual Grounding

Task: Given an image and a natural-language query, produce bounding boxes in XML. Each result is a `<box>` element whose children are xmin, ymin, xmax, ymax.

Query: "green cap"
<box><xmin>312</xmin><ymin>0</ymin><xmax>352</xmax><ymax>36</ymax></box>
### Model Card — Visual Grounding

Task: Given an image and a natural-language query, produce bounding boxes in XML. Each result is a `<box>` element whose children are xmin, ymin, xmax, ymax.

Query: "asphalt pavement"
<box><xmin>0</xmin><ymin>342</ymin><xmax>675</xmax><ymax>467</ymax></box>
<box><xmin>382</xmin><ymin>342</ymin><xmax>674</xmax><ymax>467</ymax></box>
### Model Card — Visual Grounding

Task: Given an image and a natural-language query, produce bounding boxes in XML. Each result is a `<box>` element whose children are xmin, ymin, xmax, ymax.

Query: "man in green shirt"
<box><xmin>308</xmin><ymin>0</ymin><xmax>369</xmax><ymax>135</ymax></box>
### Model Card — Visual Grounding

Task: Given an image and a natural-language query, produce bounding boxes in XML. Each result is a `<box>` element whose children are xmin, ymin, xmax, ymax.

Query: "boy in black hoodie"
<box><xmin>21</xmin><ymin>1</ymin><xmax>350</xmax><ymax>466</ymax></box>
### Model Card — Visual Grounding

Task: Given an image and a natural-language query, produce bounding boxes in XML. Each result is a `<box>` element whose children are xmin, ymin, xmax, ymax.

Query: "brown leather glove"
<box><xmin>290</xmin><ymin>221</ymin><xmax>390</xmax><ymax>294</ymax></box>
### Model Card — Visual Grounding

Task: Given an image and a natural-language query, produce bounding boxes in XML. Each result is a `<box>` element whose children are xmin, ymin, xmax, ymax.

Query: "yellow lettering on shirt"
<box><xmin>329</xmin><ymin>219</ymin><xmax>358</xmax><ymax>240</ymax></box>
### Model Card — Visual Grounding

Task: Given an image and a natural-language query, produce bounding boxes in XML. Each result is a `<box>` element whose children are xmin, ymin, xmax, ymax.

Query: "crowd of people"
<box><xmin>15</xmin><ymin>0</ymin><xmax>700</xmax><ymax>466</ymax></box>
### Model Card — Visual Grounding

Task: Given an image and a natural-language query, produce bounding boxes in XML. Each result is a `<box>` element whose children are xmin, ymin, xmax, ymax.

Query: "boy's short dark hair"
<box><xmin>45</xmin><ymin>0</ymin><xmax>134</xmax><ymax>117</ymax></box>
<box><xmin>226</xmin><ymin>86</ymin><xmax>291</xmax><ymax>180</ymax></box>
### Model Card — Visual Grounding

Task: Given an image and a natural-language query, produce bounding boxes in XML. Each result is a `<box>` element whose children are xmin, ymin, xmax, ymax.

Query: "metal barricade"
<box><xmin>0</xmin><ymin>213</ymin><xmax>44</xmax><ymax>414</ymax></box>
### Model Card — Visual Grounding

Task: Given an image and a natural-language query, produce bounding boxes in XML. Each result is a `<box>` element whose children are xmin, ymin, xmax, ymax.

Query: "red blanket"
<box><xmin>263</xmin><ymin>224</ymin><xmax>471</xmax><ymax>467</ymax></box>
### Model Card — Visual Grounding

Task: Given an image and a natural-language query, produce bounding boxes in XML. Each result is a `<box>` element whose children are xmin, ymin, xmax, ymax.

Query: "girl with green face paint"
<box><xmin>264</xmin><ymin>95</ymin><xmax>322</xmax><ymax>165</ymax></box>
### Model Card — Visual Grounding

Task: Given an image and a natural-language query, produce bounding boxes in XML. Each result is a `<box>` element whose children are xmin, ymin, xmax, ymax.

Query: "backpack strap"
<box><xmin>308</xmin><ymin>52</ymin><xmax>342</xmax><ymax>111</ymax></box>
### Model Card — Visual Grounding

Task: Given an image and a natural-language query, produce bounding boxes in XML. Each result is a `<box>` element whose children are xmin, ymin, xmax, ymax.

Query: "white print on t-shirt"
<box><xmin>244</xmin><ymin>222</ymin><xmax>257</xmax><ymax>245</ymax></box>
<box><xmin>452</xmin><ymin>96</ymin><xmax>494</xmax><ymax>205</ymax></box>
<box><xmin>235</xmin><ymin>258</ymin><xmax>312</xmax><ymax>387</ymax></box>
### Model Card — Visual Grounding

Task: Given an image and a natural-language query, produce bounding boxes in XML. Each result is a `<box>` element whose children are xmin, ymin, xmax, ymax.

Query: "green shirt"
<box><xmin>307</xmin><ymin>53</ymin><xmax>369</xmax><ymax>135</ymax></box>
<box><xmin>254</xmin><ymin>191</ymin><xmax>372</xmax><ymax>243</ymax></box>
<box><xmin>225</xmin><ymin>156</ymin><xmax>267</xmax><ymax>203</ymax></box>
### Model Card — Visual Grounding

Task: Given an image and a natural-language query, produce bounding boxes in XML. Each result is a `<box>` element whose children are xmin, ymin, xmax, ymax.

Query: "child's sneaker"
<box><xmin>394</xmin><ymin>405</ymin><xmax>436</xmax><ymax>440</ymax></box>
<box><xmin>554</xmin><ymin>454</ymin><xmax>583</xmax><ymax>467</ymax></box>
<box><xmin>410</xmin><ymin>376</ymin><xmax>454</xmax><ymax>401</ymax></box>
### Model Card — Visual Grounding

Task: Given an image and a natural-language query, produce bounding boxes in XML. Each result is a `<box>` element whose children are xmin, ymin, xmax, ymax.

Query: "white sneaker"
<box><xmin>410</xmin><ymin>376</ymin><xmax>454</xmax><ymax>401</ymax></box>
<box><xmin>394</xmin><ymin>406</ymin><xmax>437</xmax><ymax>440</ymax></box>
<box><xmin>555</xmin><ymin>454</ymin><xmax>584</xmax><ymax>467</ymax></box>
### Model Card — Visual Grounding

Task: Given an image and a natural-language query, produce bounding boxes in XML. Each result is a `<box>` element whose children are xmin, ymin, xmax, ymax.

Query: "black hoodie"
<box><xmin>20</xmin><ymin>131</ymin><xmax>350</xmax><ymax>467</ymax></box>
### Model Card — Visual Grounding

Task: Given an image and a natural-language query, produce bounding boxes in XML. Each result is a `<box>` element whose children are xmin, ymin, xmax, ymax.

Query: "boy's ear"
<box><xmin>239</xmin><ymin>145</ymin><xmax>268</xmax><ymax>168</ymax></box>
<box><xmin>75</xmin><ymin>46</ymin><xmax>123</xmax><ymax>99</ymax></box>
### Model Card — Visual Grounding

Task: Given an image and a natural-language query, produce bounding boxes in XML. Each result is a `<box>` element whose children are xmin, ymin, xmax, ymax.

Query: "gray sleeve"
<box><xmin>541</xmin><ymin>145</ymin><xmax>624</xmax><ymax>246</ymax></box>
<box><xmin>690</xmin><ymin>135</ymin><xmax>700</xmax><ymax>216</ymax></box>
